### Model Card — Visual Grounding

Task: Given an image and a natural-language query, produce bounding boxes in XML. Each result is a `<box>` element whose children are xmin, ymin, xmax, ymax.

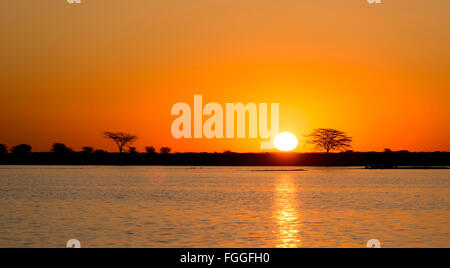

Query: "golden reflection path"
<box><xmin>273</xmin><ymin>174</ymin><xmax>302</xmax><ymax>248</ymax></box>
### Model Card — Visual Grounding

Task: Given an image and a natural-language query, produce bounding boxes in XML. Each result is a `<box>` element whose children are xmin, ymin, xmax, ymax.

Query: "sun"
<box><xmin>274</xmin><ymin>132</ymin><xmax>298</xmax><ymax>152</ymax></box>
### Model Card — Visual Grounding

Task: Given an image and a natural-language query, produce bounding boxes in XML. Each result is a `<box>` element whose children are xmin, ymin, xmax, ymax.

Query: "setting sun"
<box><xmin>274</xmin><ymin>132</ymin><xmax>298</xmax><ymax>152</ymax></box>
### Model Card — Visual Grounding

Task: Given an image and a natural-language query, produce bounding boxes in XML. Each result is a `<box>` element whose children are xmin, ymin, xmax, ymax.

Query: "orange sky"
<box><xmin>1</xmin><ymin>0</ymin><xmax>449</xmax><ymax>153</ymax></box>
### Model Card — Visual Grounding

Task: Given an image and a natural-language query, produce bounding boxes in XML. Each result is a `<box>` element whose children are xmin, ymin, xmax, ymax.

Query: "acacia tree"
<box><xmin>145</xmin><ymin>146</ymin><xmax>156</xmax><ymax>154</ymax></box>
<box><xmin>160</xmin><ymin>147</ymin><xmax>172</xmax><ymax>154</ymax></box>
<box><xmin>305</xmin><ymin>128</ymin><xmax>352</xmax><ymax>153</ymax></box>
<box><xmin>12</xmin><ymin>144</ymin><xmax>32</xmax><ymax>154</ymax></box>
<box><xmin>103</xmin><ymin>131</ymin><xmax>137</xmax><ymax>153</ymax></box>
<box><xmin>51</xmin><ymin>143</ymin><xmax>73</xmax><ymax>154</ymax></box>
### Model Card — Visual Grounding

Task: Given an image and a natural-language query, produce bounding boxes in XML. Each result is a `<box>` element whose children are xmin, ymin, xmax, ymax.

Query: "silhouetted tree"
<box><xmin>145</xmin><ymin>146</ymin><xmax>156</xmax><ymax>154</ymax></box>
<box><xmin>128</xmin><ymin>147</ymin><xmax>138</xmax><ymax>154</ymax></box>
<box><xmin>12</xmin><ymin>144</ymin><xmax>32</xmax><ymax>154</ymax></box>
<box><xmin>0</xmin><ymin>144</ymin><xmax>7</xmax><ymax>154</ymax></box>
<box><xmin>81</xmin><ymin>147</ymin><xmax>94</xmax><ymax>154</ymax></box>
<box><xmin>160</xmin><ymin>147</ymin><xmax>172</xmax><ymax>154</ymax></box>
<box><xmin>384</xmin><ymin>148</ymin><xmax>393</xmax><ymax>153</ymax></box>
<box><xmin>51</xmin><ymin>143</ymin><xmax>73</xmax><ymax>154</ymax></box>
<box><xmin>305</xmin><ymin>128</ymin><xmax>352</xmax><ymax>153</ymax></box>
<box><xmin>103</xmin><ymin>131</ymin><xmax>137</xmax><ymax>153</ymax></box>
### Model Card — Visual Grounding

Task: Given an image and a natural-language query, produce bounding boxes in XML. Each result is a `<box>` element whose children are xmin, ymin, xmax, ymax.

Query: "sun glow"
<box><xmin>274</xmin><ymin>132</ymin><xmax>298</xmax><ymax>152</ymax></box>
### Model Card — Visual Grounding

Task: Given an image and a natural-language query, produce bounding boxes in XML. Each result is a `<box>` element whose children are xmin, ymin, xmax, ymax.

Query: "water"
<box><xmin>0</xmin><ymin>166</ymin><xmax>449</xmax><ymax>248</ymax></box>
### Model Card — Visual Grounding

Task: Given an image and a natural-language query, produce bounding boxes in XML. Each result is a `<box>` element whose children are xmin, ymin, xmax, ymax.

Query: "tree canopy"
<box><xmin>103</xmin><ymin>131</ymin><xmax>137</xmax><ymax>153</ymax></box>
<box><xmin>305</xmin><ymin>128</ymin><xmax>352</xmax><ymax>153</ymax></box>
<box><xmin>12</xmin><ymin>144</ymin><xmax>32</xmax><ymax>154</ymax></box>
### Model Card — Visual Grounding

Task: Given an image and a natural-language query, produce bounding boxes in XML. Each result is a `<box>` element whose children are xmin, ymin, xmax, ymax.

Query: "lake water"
<box><xmin>0</xmin><ymin>166</ymin><xmax>449</xmax><ymax>248</ymax></box>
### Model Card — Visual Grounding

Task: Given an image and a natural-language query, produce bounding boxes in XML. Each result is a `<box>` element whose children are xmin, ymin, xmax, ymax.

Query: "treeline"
<box><xmin>0</xmin><ymin>143</ymin><xmax>171</xmax><ymax>155</ymax></box>
<box><xmin>0</xmin><ymin>145</ymin><xmax>448</xmax><ymax>168</ymax></box>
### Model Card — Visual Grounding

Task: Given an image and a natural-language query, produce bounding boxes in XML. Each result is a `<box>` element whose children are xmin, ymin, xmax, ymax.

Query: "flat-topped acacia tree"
<box><xmin>103</xmin><ymin>131</ymin><xmax>138</xmax><ymax>154</ymax></box>
<box><xmin>305</xmin><ymin>128</ymin><xmax>352</xmax><ymax>153</ymax></box>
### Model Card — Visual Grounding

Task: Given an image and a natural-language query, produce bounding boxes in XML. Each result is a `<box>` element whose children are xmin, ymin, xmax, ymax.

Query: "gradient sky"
<box><xmin>1</xmin><ymin>0</ymin><xmax>449</xmax><ymax>152</ymax></box>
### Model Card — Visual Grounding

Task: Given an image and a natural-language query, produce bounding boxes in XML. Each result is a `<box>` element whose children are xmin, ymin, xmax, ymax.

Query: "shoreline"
<box><xmin>0</xmin><ymin>151</ymin><xmax>449</xmax><ymax>168</ymax></box>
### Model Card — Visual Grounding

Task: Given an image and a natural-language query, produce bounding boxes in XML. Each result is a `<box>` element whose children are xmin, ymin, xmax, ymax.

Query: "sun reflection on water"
<box><xmin>273</xmin><ymin>174</ymin><xmax>302</xmax><ymax>248</ymax></box>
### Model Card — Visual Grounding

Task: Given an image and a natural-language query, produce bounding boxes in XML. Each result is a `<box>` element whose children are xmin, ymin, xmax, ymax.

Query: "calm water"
<box><xmin>0</xmin><ymin>166</ymin><xmax>449</xmax><ymax>248</ymax></box>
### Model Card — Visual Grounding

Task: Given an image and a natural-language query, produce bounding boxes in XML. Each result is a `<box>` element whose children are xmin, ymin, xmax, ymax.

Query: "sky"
<box><xmin>0</xmin><ymin>0</ymin><xmax>449</xmax><ymax>153</ymax></box>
